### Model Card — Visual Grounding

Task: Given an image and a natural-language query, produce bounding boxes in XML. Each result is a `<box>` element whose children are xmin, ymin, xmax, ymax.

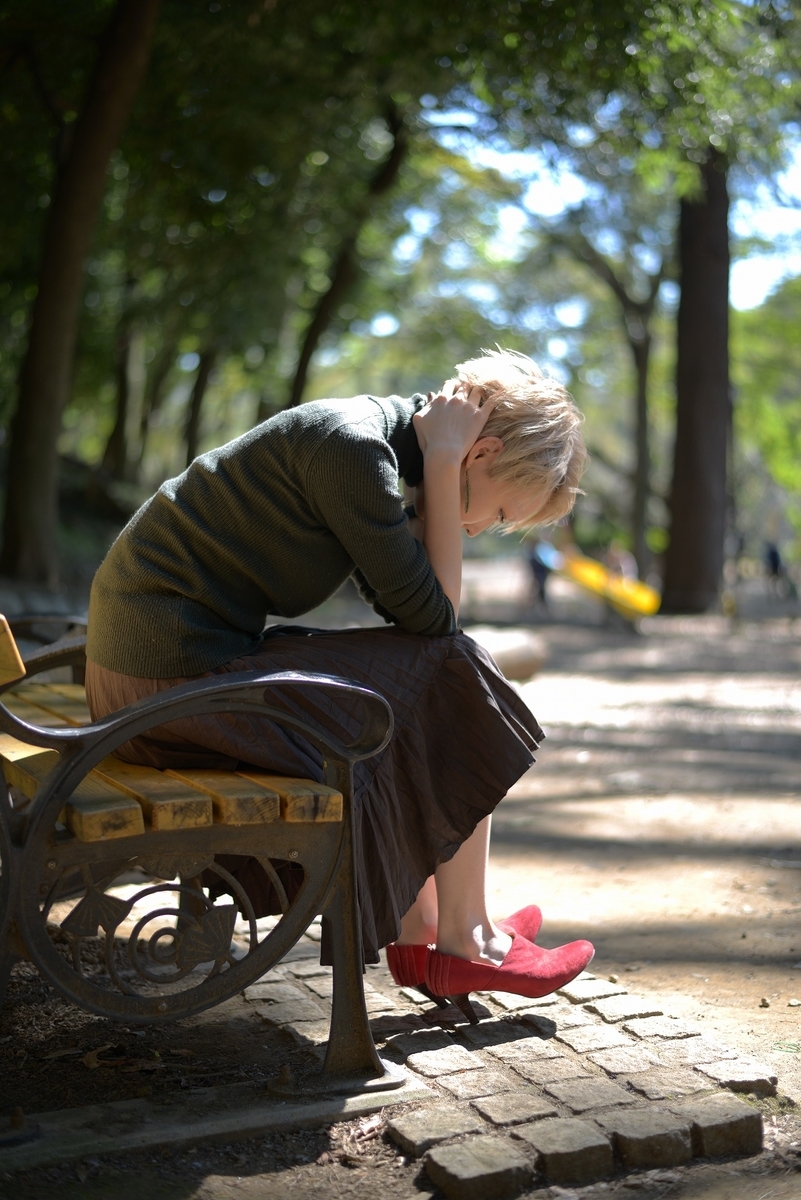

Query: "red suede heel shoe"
<box><xmin>425</xmin><ymin>933</ymin><xmax>595</xmax><ymax>1024</ymax></box>
<box><xmin>385</xmin><ymin>906</ymin><xmax>544</xmax><ymax>1009</ymax></box>
<box><xmin>497</xmin><ymin>904</ymin><xmax>542</xmax><ymax>942</ymax></box>
<box><xmin>385</xmin><ymin>942</ymin><xmax>449</xmax><ymax>1009</ymax></box>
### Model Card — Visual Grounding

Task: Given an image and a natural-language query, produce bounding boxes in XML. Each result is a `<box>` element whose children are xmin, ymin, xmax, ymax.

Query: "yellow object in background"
<box><xmin>559</xmin><ymin>553</ymin><xmax>661</xmax><ymax>620</ymax></box>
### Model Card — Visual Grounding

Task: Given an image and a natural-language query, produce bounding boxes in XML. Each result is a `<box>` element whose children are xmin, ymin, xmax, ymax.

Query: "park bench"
<box><xmin>0</xmin><ymin>615</ymin><xmax>403</xmax><ymax>1097</ymax></box>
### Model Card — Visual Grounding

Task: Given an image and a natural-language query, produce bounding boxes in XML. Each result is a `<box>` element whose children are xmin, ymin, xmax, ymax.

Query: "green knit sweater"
<box><xmin>87</xmin><ymin>394</ymin><xmax>456</xmax><ymax>677</ymax></box>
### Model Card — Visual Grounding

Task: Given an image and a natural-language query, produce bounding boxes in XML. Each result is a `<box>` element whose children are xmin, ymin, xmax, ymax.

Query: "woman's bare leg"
<box><xmin>396</xmin><ymin>876</ymin><xmax>438</xmax><ymax>945</ymax></box>
<box><xmin>434</xmin><ymin>815</ymin><xmax>512</xmax><ymax>965</ymax></box>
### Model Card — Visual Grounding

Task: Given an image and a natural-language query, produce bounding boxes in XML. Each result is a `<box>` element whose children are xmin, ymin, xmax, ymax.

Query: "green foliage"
<box><xmin>732</xmin><ymin>273</ymin><xmax>801</xmax><ymax>552</ymax></box>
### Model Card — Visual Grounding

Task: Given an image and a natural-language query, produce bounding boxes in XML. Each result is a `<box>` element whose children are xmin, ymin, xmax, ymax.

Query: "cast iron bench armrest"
<box><xmin>0</xmin><ymin>618</ymin><xmax>400</xmax><ymax>1094</ymax></box>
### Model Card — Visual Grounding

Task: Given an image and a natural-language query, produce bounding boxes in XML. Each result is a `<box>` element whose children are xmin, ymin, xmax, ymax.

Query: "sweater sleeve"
<box><xmin>306</xmin><ymin>428</ymin><xmax>456</xmax><ymax>636</ymax></box>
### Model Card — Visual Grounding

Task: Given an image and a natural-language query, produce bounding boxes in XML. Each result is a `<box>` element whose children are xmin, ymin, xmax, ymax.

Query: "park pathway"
<box><xmin>2</xmin><ymin>592</ymin><xmax>801</xmax><ymax>1198</ymax></box>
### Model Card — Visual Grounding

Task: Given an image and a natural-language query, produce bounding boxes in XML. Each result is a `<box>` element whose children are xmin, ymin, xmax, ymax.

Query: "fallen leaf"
<box><xmin>82</xmin><ymin>1045</ymin><xmax>112</xmax><ymax>1070</ymax></box>
<box><xmin>42</xmin><ymin>1048</ymin><xmax>82</xmax><ymax>1061</ymax></box>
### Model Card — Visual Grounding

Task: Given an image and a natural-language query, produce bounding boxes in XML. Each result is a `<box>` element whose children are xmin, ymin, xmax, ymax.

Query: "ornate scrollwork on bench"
<box><xmin>0</xmin><ymin>615</ymin><xmax>401</xmax><ymax>1093</ymax></box>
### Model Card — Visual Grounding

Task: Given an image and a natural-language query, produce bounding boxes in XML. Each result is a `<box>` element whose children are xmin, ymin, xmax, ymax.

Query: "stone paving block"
<box><xmin>286</xmin><ymin>960</ymin><xmax>330</xmax><ymax>978</ymax></box>
<box><xmin>487</xmin><ymin>1039</ymin><xmax>562</xmax><ymax>1067</ymax></box>
<box><xmin>486</xmin><ymin>991</ymin><xmax>558</xmax><ymax>1011</ymax></box>
<box><xmin>513</xmin><ymin>1117</ymin><xmax>613</xmax><ymax>1186</ymax></box>
<box><xmin>694</xmin><ymin>1058</ymin><xmax>778</xmax><ymax>1096</ymax></box>
<box><xmin>282</xmin><ymin>1020</ymin><xmax>330</xmax><ymax>1046</ymax></box>
<box><xmin>459</xmin><ymin>1021</ymin><xmax>531</xmax><ymax>1050</ymax></box>
<box><xmin>304</xmin><ymin>975</ymin><xmax>334</xmax><ymax>999</ymax></box>
<box><xmin>472</xmin><ymin>1091</ymin><xmax>558</xmax><ymax>1127</ymax></box>
<box><xmin>586</xmin><ymin>994</ymin><xmax>663</xmax><ymax>1024</ymax></box>
<box><xmin>559</xmin><ymin>978</ymin><xmax>628</xmax><ymax>1004</ymax></box>
<box><xmin>243</xmin><ymin>980</ymin><xmax>309</xmax><ymax>1004</ymax></box>
<box><xmin>400</xmin><ymin>985</ymin><xmax>431</xmax><ymax>1005</ymax></box>
<box><xmin>625</xmin><ymin>1068</ymin><xmax>714</xmax><ymax>1101</ymax></box>
<box><xmin>363</xmin><ymin>987</ymin><xmax>398</xmax><ymax>1014</ymax></box>
<box><xmin>594</xmin><ymin>1107</ymin><xmax>692</xmax><ymax>1169</ymax></box>
<box><xmin>370</xmin><ymin>1013</ymin><xmax>426</xmax><ymax>1041</ymax></box>
<box><xmin>407</xmin><ymin>1044</ymin><xmax>487</xmax><ymax>1077</ymax></box>
<box><xmin>555</xmin><ymin>1024</ymin><xmax>635</xmax><ymax>1055</ymax></box>
<box><xmin>387</xmin><ymin>1107</ymin><xmax>484</xmax><ymax>1156</ymax></box>
<box><xmin>527</xmin><ymin>1003</ymin><xmax>592</xmax><ymax>1032</ymax></box>
<box><xmin>588</xmin><ymin>1045</ymin><xmax>664</xmax><ymax>1077</ymax></box>
<box><xmin>256</xmin><ymin>997</ymin><xmax>326</xmax><ymax>1025</ymax></box>
<box><xmin>425</xmin><ymin>1135</ymin><xmax>534</xmax><ymax>1199</ymax></box>
<box><xmin>509</xmin><ymin>1055</ymin><xmax>591</xmax><ymax>1087</ymax></box>
<box><xmin>624</xmin><ymin>1016</ymin><xmax>702</xmax><ymax>1040</ymax></box>
<box><xmin>544</xmin><ymin>1077</ymin><xmax>636</xmax><ymax>1114</ymax></box>
<box><xmin>386</xmin><ymin>1028</ymin><xmax>454</xmax><ymax>1058</ymax></box>
<box><xmin>440</xmin><ymin>1068</ymin><xmax>516</xmax><ymax>1101</ymax></box>
<box><xmin>657</xmin><ymin>1038</ymin><xmax>739</xmax><ymax>1067</ymax></box>
<box><xmin>669</xmin><ymin>1093</ymin><xmax>763</xmax><ymax>1157</ymax></box>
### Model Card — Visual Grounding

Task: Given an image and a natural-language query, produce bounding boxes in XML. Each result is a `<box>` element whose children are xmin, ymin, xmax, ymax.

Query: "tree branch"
<box><xmin>286</xmin><ymin>103</ymin><xmax>408</xmax><ymax>408</ymax></box>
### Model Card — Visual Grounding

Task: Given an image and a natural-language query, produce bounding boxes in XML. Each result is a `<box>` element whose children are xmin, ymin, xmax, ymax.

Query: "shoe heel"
<box><xmin>449</xmin><ymin>993</ymin><xmax>480</xmax><ymax>1024</ymax></box>
<box><xmin>417</xmin><ymin>983</ymin><xmax>450</xmax><ymax>1010</ymax></box>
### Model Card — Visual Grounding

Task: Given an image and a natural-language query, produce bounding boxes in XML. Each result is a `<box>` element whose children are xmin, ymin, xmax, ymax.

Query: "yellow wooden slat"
<box><xmin>2</xmin><ymin>752</ymin><xmax>144</xmax><ymax>842</ymax></box>
<box><xmin>38</xmin><ymin>683</ymin><xmax>87</xmax><ymax>702</ymax></box>
<box><xmin>164</xmin><ymin>768</ymin><xmax>280</xmax><ymax>826</ymax></box>
<box><xmin>0</xmin><ymin>616</ymin><xmax>26</xmax><ymax>686</ymax></box>
<box><xmin>95</xmin><ymin>757</ymin><xmax>213</xmax><ymax>829</ymax></box>
<box><xmin>10</xmin><ymin>683</ymin><xmax>90</xmax><ymax>726</ymax></box>
<box><xmin>235</xmin><ymin>772</ymin><xmax>343</xmax><ymax>823</ymax></box>
<box><xmin>0</xmin><ymin>693</ymin><xmax>68</xmax><ymax>728</ymax></box>
<box><xmin>93</xmin><ymin>757</ymin><xmax>213</xmax><ymax>831</ymax></box>
<box><xmin>0</xmin><ymin>732</ymin><xmax>58</xmax><ymax>772</ymax></box>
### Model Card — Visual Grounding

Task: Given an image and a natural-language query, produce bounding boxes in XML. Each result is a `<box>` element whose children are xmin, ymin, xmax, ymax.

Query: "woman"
<box><xmin>85</xmin><ymin>349</ymin><xmax>594</xmax><ymax>1013</ymax></box>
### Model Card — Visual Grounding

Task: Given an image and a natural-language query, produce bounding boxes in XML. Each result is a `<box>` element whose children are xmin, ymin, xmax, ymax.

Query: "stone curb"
<box><xmin>0</xmin><ymin>1077</ymin><xmax>434</xmax><ymax>1172</ymax></box>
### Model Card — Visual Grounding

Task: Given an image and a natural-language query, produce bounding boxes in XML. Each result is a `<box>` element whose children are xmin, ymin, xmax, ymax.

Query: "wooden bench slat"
<box><xmin>236</xmin><ymin>772</ymin><xmax>343</xmax><ymax>823</ymax></box>
<box><xmin>0</xmin><ymin>743</ymin><xmax>144</xmax><ymax>842</ymax></box>
<box><xmin>0</xmin><ymin>681</ymin><xmax>343</xmax><ymax>838</ymax></box>
<box><xmin>93</xmin><ymin>758</ymin><xmax>213</xmax><ymax>832</ymax></box>
<box><xmin>1</xmin><ymin>694</ymin><xmax>70</xmax><ymax>728</ymax></box>
<box><xmin>0</xmin><ymin>615</ymin><xmax>26</xmax><ymax>686</ymax></box>
<box><xmin>9</xmin><ymin>684</ymin><xmax>91</xmax><ymax>726</ymax></box>
<box><xmin>164</xmin><ymin>768</ymin><xmax>281</xmax><ymax>826</ymax></box>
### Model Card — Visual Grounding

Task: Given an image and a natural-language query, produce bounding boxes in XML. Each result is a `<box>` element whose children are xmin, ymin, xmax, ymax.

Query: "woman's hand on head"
<box><xmin>413</xmin><ymin>380</ymin><xmax>490</xmax><ymax>462</ymax></box>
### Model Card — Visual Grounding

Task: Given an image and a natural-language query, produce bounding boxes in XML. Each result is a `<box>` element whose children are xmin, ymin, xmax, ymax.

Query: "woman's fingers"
<box><xmin>414</xmin><ymin>383</ymin><xmax>492</xmax><ymax>461</ymax></box>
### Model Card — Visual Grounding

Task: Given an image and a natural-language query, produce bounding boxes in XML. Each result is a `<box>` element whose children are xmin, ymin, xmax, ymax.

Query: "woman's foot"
<box><xmin>425</xmin><ymin>933</ymin><xmax>595</xmax><ymax>1023</ymax></box>
<box><xmin>387</xmin><ymin>904</ymin><xmax>545</xmax><ymax>996</ymax></box>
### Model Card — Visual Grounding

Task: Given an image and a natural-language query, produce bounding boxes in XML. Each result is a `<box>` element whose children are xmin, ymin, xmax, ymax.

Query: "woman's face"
<box><xmin>460</xmin><ymin>438</ymin><xmax>545</xmax><ymax>536</ymax></box>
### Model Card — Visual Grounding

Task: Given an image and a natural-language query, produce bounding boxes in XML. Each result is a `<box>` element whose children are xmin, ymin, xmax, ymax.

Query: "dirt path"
<box><xmin>3</xmin><ymin>603</ymin><xmax>801</xmax><ymax>1199</ymax></box>
<box><xmin>487</xmin><ymin>614</ymin><xmax>801</xmax><ymax>1107</ymax></box>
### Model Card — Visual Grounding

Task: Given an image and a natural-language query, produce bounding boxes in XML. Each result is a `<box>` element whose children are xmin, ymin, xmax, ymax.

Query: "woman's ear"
<box><xmin>466</xmin><ymin>436</ymin><xmax>504</xmax><ymax>466</ymax></box>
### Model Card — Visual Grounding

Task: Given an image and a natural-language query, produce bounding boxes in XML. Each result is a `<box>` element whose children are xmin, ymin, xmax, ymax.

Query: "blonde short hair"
<box><xmin>455</xmin><ymin>348</ymin><xmax>587</xmax><ymax>530</ymax></box>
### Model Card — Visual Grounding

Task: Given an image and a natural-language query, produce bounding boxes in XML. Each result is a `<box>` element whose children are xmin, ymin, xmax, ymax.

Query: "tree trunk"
<box><xmin>286</xmin><ymin>106</ymin><xmax>407</xmax><ymax>408</ymax></box>
<box><xmin>138</xmin><ymin>336</ymin><xmax>177</xmax><ymax>470</ymax></box>
<box><xmin>630</xmin><ymin>331</ymin><xmax>651</xmax><ymax>578</ymax></box>
<box><xmin>101</xmin><ymin>323</ymin><xmax>133</xmax><ymax>481</ymax></box>
<box><xmin>185</xmin><ymin>351</ymin><xmax>216</xmax><ymax>468</ymax></box>
<box><xmin>661</xmin><ymin>153</ymin><xmax>730</xmax><ymax>613</ymax></box>
<box><xmin>0</xmin><ymin>0</ymin><xmax>161</xmax><ymax>584</ymax></box>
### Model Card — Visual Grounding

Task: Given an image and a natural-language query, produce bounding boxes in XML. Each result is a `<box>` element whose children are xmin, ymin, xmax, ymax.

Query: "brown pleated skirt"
<box><xmin>85</xmin><ymin>626</ymin><xmax>544</xmax><ymax>962</ymax></box>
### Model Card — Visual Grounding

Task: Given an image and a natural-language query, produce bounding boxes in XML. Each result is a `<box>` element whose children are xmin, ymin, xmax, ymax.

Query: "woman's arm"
<box><xmin>413</xmin><ymin>382</ymin><xmax>489</xmax><ymax>616</ymax></box>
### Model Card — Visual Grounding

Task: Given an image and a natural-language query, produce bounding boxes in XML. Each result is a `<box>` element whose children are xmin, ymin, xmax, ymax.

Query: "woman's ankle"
<box><xmin>435</xmin><ymin>924</ymin><xmax>512</xmax><ymax>965</ymax></box>
<box><xmin>395</xmin><ymin>921</ymin><xmax>437</xmax><ymax>946</ymax></box>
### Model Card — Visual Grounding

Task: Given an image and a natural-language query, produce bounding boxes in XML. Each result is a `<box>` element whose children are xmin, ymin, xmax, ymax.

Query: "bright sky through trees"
<box><xmin>442</xmin><ymin>131</ymin><xmax>801</xmax><ymax>311</ymax></box>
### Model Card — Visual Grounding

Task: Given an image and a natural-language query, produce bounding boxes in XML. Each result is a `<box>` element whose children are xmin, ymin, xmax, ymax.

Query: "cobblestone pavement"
<box><xmin>234</xmin><ymin>921</ymin><xmax>789</xmax><ymax>1196</ymax></box>
<box><xmin>2</xmin><ymin>590</ymin><xmax>800</xmax><ymax>1196</ymax></box>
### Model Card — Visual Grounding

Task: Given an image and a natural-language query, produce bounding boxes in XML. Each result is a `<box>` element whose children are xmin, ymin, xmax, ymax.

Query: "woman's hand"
<box><xmin>413</xmin><ymin>380</ymin><xmax>490</xmax><ymax>463</ymax></box>
<box><xmin>412</xmin><ymin>379</ymin><xmax>490</xmax><ymax>619</ymax></box>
